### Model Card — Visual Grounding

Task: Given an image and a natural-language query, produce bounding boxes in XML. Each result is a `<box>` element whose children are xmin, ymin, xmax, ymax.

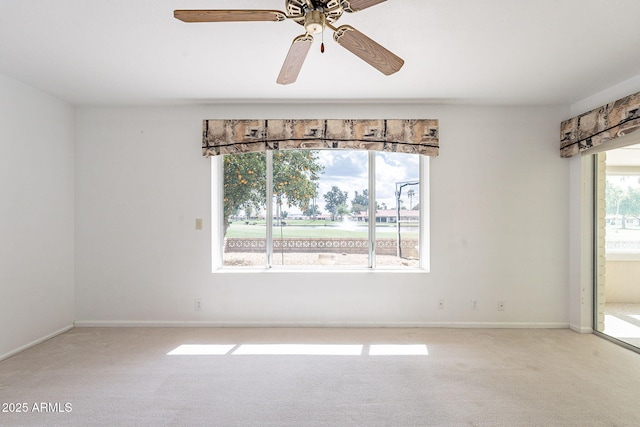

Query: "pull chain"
<box><xmin>320</xmin><ymin>29</ymin><xmax>325</xmax><ymax>53</ymax></box>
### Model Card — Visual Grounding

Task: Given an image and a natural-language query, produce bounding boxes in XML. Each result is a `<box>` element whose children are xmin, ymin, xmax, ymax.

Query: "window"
<box><xmin>604</xmin><ymin>170</ymin><xmax>640</xmax><ymax>258</ymax></box>
<box><xmin>214</xmin><ymin>149</ymin><xmax>428</xmax><ymax>270</ymax></box>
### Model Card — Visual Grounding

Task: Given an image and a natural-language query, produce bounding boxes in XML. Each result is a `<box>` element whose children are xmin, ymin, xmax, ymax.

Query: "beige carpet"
<box><xmin>1</xmin><ymin>327</ymin><xmax>640</xmax><ymax>426</ymax></box>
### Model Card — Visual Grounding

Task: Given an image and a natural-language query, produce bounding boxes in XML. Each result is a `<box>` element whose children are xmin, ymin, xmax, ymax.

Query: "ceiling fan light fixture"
<box><xmin>304</xmin><ymin>10</ymin><xmax>326</xmax><ymax>34</ymax></box>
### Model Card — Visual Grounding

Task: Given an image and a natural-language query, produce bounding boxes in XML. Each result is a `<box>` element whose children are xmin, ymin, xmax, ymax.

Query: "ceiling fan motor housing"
<box><xmin>286</xmin><ymin>0</ymin><xmax>343</xmax><ymax>28</ymax></box>
<box><xmin>305</xmin><ymin>10</ymin><xmax>326</xmax><ymax>34</ymax></box>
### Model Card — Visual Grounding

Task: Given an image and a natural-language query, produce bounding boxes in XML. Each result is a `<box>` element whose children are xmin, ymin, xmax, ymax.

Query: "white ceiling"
<box><xmin>1</xmin><ymin>0</ymin><xmax>640</xmax><ymax>106</ymax></box>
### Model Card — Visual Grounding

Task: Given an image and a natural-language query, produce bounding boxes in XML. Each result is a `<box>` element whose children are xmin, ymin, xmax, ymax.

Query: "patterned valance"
<box><xmin>561</xmin><ymin>91</ymin><xmax>640</xmax><ymax>157</ymax></box>
<box><xmin>202</xmin><ymin>119</ymin><xmax>439</xmax><ymax>157</ymax></box>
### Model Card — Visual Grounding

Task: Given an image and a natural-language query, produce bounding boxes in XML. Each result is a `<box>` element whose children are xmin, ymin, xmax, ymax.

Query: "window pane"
<box><xmin>375</xmin><ymin>152</ymin><xmax>420</xmax><ymax>268</ymax></box>
<box><xmin>605</xmin><ymin>174</ymin><xmax>640</xmax><ymax>254</ymax></box>
<box><xmin>272</xmin><ymin>150</ymin><xmax>369</xmax><ymax>267</ymax></box>
<box><xmin>223</xmin><ymin>152</ymin><xmax>267</xmax><ymax>267</ymax></box>
<box><xmin>220</xmin><ymin>149</ymin><xmax>424</xmax><ymax>269</ymax></box>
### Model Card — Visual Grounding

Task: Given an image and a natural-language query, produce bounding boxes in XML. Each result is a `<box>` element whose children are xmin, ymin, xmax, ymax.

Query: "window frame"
<box><xmin>211</xmin><ymin>150</ymin><xmax>430</xmax><ymax>272</ymax></box>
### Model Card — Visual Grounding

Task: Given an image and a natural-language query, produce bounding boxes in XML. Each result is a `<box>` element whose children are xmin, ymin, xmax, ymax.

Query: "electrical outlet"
<box><xmin>195</xmin><ymin>218</ymin><xmax>203</xmax><ymax>230</ymax></box>
<box><xmin>194</xmin><ymin>298</ymin><xmax>202</xmax><ymax>311</ymax></box>
<box><xmin>438</xmin><ymin>299</ymin><xmax>445</xmax><ymax>309</ymax></box>
<box><xmin>498</xmin><ymin>301</ymin><xmax>505</xmax><ymax>311</ymax></box>
<box><xmin>471</xmin><ymin>299</ymin><xmax>478</xmax><ymax>310</ymax></box>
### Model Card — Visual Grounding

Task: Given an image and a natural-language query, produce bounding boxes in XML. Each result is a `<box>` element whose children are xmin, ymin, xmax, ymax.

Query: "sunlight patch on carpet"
<box><xmin>167</xmin><ymin>344</ymin><xmax>235</xmax><ymax>355</ymax></box>
<box><xmin>233</xmin><ymin>344</ymin><xmax>363</xmax><ymax>355</ymax></box>
<box><xmin>167</xmin><ymin>343</ymin><xmax>429</xmax><ymax>356</ymax></box>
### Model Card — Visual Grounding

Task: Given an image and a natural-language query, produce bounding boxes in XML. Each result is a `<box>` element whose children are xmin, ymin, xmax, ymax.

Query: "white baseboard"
<box><xmin>569</xmin><ymin>324</ymin><xmax>594</xmax><ymax>334</ymax></box>
<box><xmin>74</xmin><ymin>320</ymin><xmax>570</xmax><ymax>329</ymax></box>
<box><xmin>0</xmin><ymin>324</ymin><xmax>74</xmax><ymax>362</ymax></box>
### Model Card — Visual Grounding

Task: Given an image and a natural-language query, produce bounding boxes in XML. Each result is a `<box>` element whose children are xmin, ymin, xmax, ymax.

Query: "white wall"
<box><xmin>0</xmin><ymin>73</ymin><xmax>75</xmax><ymax>360</ymax></box>
<box><xmin>74</xmin><ymin>103</ymin><xmax>570</xmax><ymax>327</ymax></box>
<box><xmin>605</xmin><ymin>261</ymin><xmax>640</xmax><ymax>303</ymax></box>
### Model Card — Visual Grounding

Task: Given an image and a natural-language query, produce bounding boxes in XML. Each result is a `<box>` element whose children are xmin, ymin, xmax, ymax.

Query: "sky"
<box><xmin>293</xmin><ymin>150</ymin><xmax>421</xmax><ymax>215</ymax></box>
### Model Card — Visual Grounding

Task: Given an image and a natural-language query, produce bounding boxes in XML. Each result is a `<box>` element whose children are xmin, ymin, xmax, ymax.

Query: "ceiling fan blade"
<box><xmin>333</xmin><ymin>25</ymin><xmax>404</xmax><ymax>75</ymax></box>
<box><xmin>174</xmin><ymin>10</ymin><xmax>287</xmax><ymax>23</ymax></box>
<box><xmin>341</xmin><ymin>0</ymin><xmax>387</xmax><ymax>13</ymax></box>
<box><xmin>277</xmin><ymin>35</ymin><xmax>314</xmax><ymax>85</ymax></box>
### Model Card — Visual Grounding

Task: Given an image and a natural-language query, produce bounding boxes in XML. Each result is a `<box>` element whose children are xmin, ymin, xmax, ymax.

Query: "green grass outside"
<box><xmin>225</xmin><ymin>221</ymin><xmax>418</xmax><ymax>239</ymax></box>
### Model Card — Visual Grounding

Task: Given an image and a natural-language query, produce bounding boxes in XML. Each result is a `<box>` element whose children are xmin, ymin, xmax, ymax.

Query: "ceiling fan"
<box><xmin>174</xmin><ymin>0</ymin><xmax>404</xmax><ymax>85</ymax></box>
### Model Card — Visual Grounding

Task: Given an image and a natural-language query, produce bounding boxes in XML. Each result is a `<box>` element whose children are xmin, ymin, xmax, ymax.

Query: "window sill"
<box><xmin>212</xmin><ymin>267</ymin><xmax>430</xmax><ymax>274</ymax></box>
<box><xmin>606</xmin><ymin>251</ymin><xmax>640</xmax><ymax>261</ymax></box>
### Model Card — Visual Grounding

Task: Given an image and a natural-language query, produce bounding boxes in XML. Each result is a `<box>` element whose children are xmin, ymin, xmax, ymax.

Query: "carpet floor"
<box><xmin>1</xmin><ymin>327</ymin><xmax>640</xmax><ymax>426</ymax></box>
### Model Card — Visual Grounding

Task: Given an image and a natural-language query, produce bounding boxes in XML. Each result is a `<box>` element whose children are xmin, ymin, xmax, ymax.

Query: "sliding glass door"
<box><xmin>594</xmin><ymin>145</ymin><xmax>640</xmax><ymax>348</ymax></box>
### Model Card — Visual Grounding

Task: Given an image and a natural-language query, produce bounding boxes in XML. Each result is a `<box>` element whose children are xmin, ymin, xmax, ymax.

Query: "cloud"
<box><xmin>375</xmin><ymin>152</ymin><xmax>420</xmax><ymax>208</ymax></box>
<box><xmin>318</xmin><ymin>150</ymin><xmax>368</xmax><ymax>178</ymax></box>
<box><xmin>286</xmin><ymin>150</ymin><xmax>421</xmax><ymax>213</ymax></box>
